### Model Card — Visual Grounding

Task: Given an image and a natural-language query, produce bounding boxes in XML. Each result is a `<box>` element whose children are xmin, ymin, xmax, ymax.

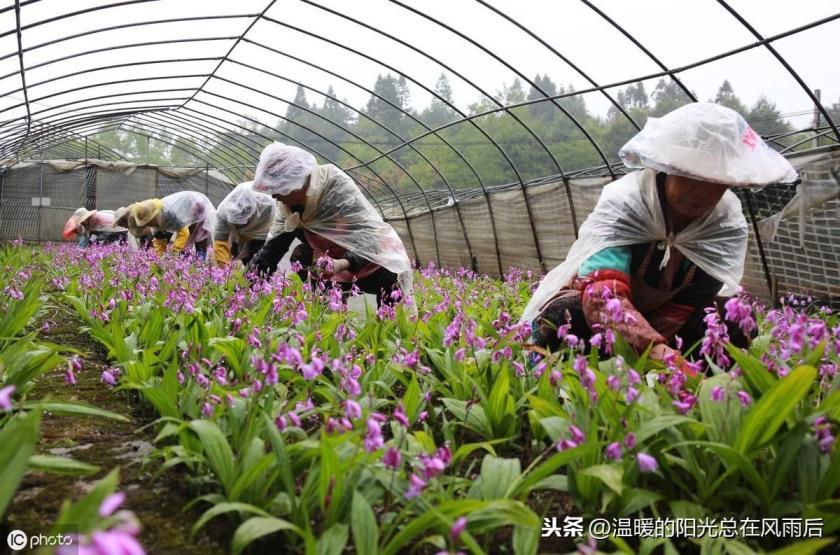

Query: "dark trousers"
<box><xmin>533</xmin><ymin>295</ymin><xmax>750</xmax><ymax>358</ymax></box>
<box><xmin>289</xmin><ymin>242</ymin><xmax>398</xmax><ymax>308</ymax></box>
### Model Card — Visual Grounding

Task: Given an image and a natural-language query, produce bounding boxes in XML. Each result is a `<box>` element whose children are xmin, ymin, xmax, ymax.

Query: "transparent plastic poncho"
<box><xmin>267</xmin><ymin>164</ymin><xmax>415</xmax><ymax>306</ymax></box>
<box><xmin>159</xmin><ymin>191</ymin><xmax>216</xmax><ymax>244</ymax></box>
<box><xmin>520</xmin><ymin>169</ymin><xmax>748</xmax><ymax>323</ymax></box>
<box><xmin>214</xmin><ymin>181</ymin><xmax>277</xmax><ymax>242</ymax></box>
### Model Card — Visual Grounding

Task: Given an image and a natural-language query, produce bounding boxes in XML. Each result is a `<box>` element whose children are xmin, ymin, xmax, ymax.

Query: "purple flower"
<box><xmin>710</xmin><ymin>385</ymin><xmax>725</xmax><ymax>402</ymax></box>
<box><xmin>637</xmin><ymin>452</ymin><xmax>658</xmax><ymax>473</ymax></box>
<box><xmin>625</xmin><ymin>386</ymin><xmax>640</xmax><ymax>404</ymax></box>
<box><xmin>99</xmin><ymin>492</ymin><xmax>125</xmax><ymax>517</ymax></box>
<box><xmin>623</xmin><ymin>432</ymin><xmax>636</xmax><ymax>450</ymax></box>
<box><xmin>364</xmin><ymin>416</ymin><xmax>385</xmax><ymax>453</ymax></box>
<box><xmin>383</xmin><ymin>447</ymin><xmax>401</xmax><ymax>469</ymax></box>
<box><xmin>393</xmin><ymin>403</ymin><xmax>410</xmax><ymax>428</ymax></box>
<box><xmin>0</xmin><ymin>385</ymin><xmax>16</xmax><ymax>411</ymax></box>
<box><xmin>450</xmin><ymin>517</ymin><xmax>467</xmax><ymax>541</ymax></box>
<box><xmin>89</xmin><ymin>530</ymin><xmax>145</xmax><ymax>555</ymax></box>
<box><xmin>605</xmin><ymin>442</ymin><xmax>622</xmax><ymax>460</ymax></box>
<box><xmin>606</xmin><ymin>375</ymin><xmax>620</xmax><ymax>390</ymax></box>
<box><xmin>101</xmin><ymin>370</ymin><xmax>118</xmax><ymax>387</ymax></box>
<box><xmin>201</xmin><ymin>402</ymin><xmax>213</xmax><ymax>418</ymax></box>
<box><xmin>344</xmin><ymin>399</ymin><xmax>362</xmax><ymax>420</ymax></box>
<box><xmin>569</xmin><ymin>425</ymin><xmax>585</xmax><ymax>445</ymax></box>
<box><xmin>737</xmin><ymin>391</ymin><xmax>752</xmax><ymax>407</ymax></box>
<box><xmin>555</xmin><ymin>439</ymin><xmax>578</xmax><ymax>452</ymax></box>
<box><xmin>405</xmin><ymin>473</ymin><xmax>427</xmax><ymax>499</ymax></box>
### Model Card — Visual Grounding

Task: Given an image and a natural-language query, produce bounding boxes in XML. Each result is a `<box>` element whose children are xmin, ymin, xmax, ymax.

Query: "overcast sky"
<box><xmin>1</xmin><ymin>0</ymin><xmax>838</xmax><ymax>137</ymax></box>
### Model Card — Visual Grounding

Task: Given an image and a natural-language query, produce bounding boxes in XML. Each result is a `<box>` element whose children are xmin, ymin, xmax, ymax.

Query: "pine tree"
<box><xmin>713</xmin><ymin>80</ymin><xmax>747</xmax><ymax>116</ymax></box>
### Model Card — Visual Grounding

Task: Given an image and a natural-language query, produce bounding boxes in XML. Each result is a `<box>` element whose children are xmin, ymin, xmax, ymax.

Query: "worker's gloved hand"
<box><xmin>171</xmin><ymin>227</ymin><xmax>190</xmax><ymax>254</ymax></box>
<box><xmin>246</xmin><ymin>250</ymin><xmax>277</xmax><ymax>281</ymax></box>
<box><xmin>151</xmin><ymin>237</ymin><xmax>168</xmax><ymax>256</ymax></box>
<box><xmin>319</xmin><ymin>257</ymin><xmax>350</xmax><ymax>278</ymax></box>
<box><xmin>213</xmin><ymin>240</ymin><xmax>232</xmax><ymax>267</ymax></box>
<box><xmin>650</xmin><ymin>343</ymin><xmax>699</xmax><ymax>377</ymax></box>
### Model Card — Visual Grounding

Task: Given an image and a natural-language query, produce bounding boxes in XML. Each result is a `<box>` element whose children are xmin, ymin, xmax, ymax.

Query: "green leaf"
<box><xmin>188</xmin><ymin>420</ymin><xmax>237</xmax><ymax>495</ymax></box>
<box><xmin>52</xmin><ymin>468</ymin><xmax>120</xmax><ymax>535</ymax></box>
<box><xmin>768</xmin><ymin>538</ymin><xmax>838</xmax><ymax>555</ymax></box>
<box><xmin>0</xmin><ymin>410</ymin><xmax>41</xmax><ymax>519</ymax></box>
<box><xmin>28</xmin><ymin>455</ymin><xmax>99</xmax><ymax>476</ymax></box>
<box><xmin>636</xmin><ymin>415</ymin><xmax>694</xmax><ymax>444</ymax></box>
<box><xmin>27</xmin><ymin>401</ymin><xmax>130</xmax><ymax>422</ymax></box>
<box><xmin>669</xmin><ymin>441</ymin><xmax>770</xmax><ymax>509</ymax></box>
<box><xmin>727</xmin><ymin>344</ymin><xmax>775</xmax><ymax>395</ymax></box>
<box><xmin>231</xmin><ymin>516</ymin><xmax>302</xmax><ymax>555</ymax></box>
<box><xmin>191</xmin><ymin>502</ymin><xmax>269</xmax><ymax>538</ymax></box>
<box><xmin>512</xmin><ymin>443</ymin><xmax>595</xmax><ymax>497</ymax></box>
<box><xmin>441</xmin><ymin>398</ymin><xmax>493</xmax><ymax>439</ymax></box>
<box><xmin>621</xmin><ymin>488</ymin><xmax>661</xmax><ymax>516</ymax></box>
<box><xmin>317</xmin><ymin>523</ymin><xmax>348</xmax><ymax>555</ymax></box>
<box><xmin>697</xmin><ymin>374</ymin><xmax>741</xmax><ymax>444</ymax></box>
<box><xmin>734</xmin><ymin>365</ymin><xmax>816</xmax><ymax>454</ymax></box>
<box><xmin>351</xmin><ymin>491</ymin><xmax>378</xmax><ymax>555</ymax></box>
<box><xmin>580</xmin><ymin>464</ymin><xmax>624</xmax><ymax>496</ymax></box>
<box><xmin>512</xmin><ymin>524</ymin><xmax>539</xmax><ymax>555</ymax></box>
<box><xmin>478</xmin><ymin>455</ymin><xmax>521</xmax><ymax>500</ymax></box>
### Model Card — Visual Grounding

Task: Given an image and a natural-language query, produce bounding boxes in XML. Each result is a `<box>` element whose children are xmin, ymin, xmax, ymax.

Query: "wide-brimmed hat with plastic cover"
<box><xmin>619</xmin><ymin>102</ymin><xmax>797</xmax><ymax>188</ymax></box>
<box><xmin>129</xmin><ymin>199</ymin><xmax>163</xmax><ymax>227</ymax></box>
<box><xmin>114</xmin><ymin>206</ymin><xmax>130</xmax><ymax>228</ymax></box>
<box><xmin>252</xmin><ymin>143</ymin><xmax>317</xmax><ymax>196</ymax></box>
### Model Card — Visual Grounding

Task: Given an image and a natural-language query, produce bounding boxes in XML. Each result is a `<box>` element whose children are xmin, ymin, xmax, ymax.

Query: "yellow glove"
<box><xmin>171</xmin><ymin>227</ymin><xmax>190</xmax><ymax>254</ymax></box>
<box><xmin>152</xmin><ymin>237</ymin><xmax>167</xmax><ymax>256</ymax></box>
<box><xmin>213</xmin><ymin>240</ymin><xmax>232</xmax><ymax>267</ymax></box>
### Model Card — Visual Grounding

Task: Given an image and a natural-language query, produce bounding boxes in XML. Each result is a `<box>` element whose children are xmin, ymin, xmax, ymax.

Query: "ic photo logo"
<box><xmin>6</xmin><ymin>529</ymin><xmax>27</xmax><ymax>551</ymax></box>
<box><xmin>6</xmin><ymin>529</ymin><xmax>74</xmax><ymax>551</ymax></box>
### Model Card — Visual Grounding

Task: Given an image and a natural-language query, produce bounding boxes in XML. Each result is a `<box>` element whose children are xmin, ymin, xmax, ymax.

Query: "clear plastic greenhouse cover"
<box><xmin>0</xmin><ymin>0</ymin><xmax>838</xmax><ymax>303</ymax></box>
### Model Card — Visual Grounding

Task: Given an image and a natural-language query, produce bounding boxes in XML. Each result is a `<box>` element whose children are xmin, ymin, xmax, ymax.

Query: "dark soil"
<box><xmin>1</xmin><ymin>304</ymin><xmax>227</xmax><ymax>555</ymax></box>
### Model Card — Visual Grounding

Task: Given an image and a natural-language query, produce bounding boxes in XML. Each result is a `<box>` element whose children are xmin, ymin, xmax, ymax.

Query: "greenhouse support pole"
<box><xmin>812</xmin><ymin>89</ymin><xmax>821</xmax><ymax>149</ymax></box>
<box><xmin>38</xmin><ymin>151</ymin><xmax>44</xmax><ymax>242</ymax></box>
<box><xmin>744</xmin><ymin>191</ymin><xmax>774</xmax><ymax>301</ymax></box>
<box><xmin>205</xmin><ymin>164</ymin><xmax>209</xmax><ymax>197</ymax></box>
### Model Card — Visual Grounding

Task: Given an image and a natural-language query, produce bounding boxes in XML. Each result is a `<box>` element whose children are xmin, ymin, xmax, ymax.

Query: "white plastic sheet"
<box><xmin>214</xmin><ymin>181</ymin><xmax>277</xmax><ymax>241</ymax></box>
<box><xmin>620</xmin><ymin>103</ymin><xmax>798</xmax><ymax>187</ymax></box>
<box><xmin>159</xmin><ymin>191</ymin><xmax>216</xmax><ymax>244</ymax></box>
<box><xmin>520</xmin><ymin>169</ymin><xmax>748</xmax><ymax>323</ymax></box>
<box><xmin>758</xmin><ymin>173</ymin><xmax>840</xmax><ymax>246</ymax></box>
<box><xmin>252</xmin><ymin>143</ymin><xmax>317</xmax><ymax>196</ymax></box>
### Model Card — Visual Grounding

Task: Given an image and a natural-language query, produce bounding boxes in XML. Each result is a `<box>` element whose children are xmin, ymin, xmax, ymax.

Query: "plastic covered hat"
<box><xmin>114</xmin><ymin>206</ymin><xmax>130</xmax><ymax>228</ymax></box>
<box><xmin>73</xmin><ymin>207</ymin><xmax>97</xmax><ymax>223</ymax></box>
<box><xmin>252</xmin><ymin>143</ymin><xmax>317</xmax><ymax>195</ymax></box>
<box><xmin>619</xmin><ymin>102</ymin><xmax>797</xmax><ymax>187</ymax></box>
<box><xmin>218</xmin><ymin>181</ymin><xmax>274</xmax><ymax>225</ymax></box>
<box><xmin>129</xmin><ymin>199</ymin><xmax>163</xmax><ymax>227</ymax></box>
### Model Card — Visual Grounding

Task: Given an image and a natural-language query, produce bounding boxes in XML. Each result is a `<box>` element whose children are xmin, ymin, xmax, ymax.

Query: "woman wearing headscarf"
<box><xmin>521</xmin><ymin>103</ymin><xmax>797</xmax><ymax>372</ymax></box>
<box><xmin>212</xmin><ymin>181</ymin><xmax>277</xmax><ymax>267</ymax></box>
<box><xmin>62</xmin><ymin>207</ymin><xmax>128</xmax><ymax>247</ymax></box>
<box><xmin>247</xmin><ymin>143</ymin><xmax>415</xmax><ymax>310</ymax></box>
<box><xmin>115</xmin><ymin>190</ymin><xmax>216</xmax><ymax>258</ymax></box>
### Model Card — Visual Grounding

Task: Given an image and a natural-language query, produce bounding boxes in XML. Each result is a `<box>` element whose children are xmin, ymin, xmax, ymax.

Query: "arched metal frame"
<box><xmin>0</xmin><ymin>0</ymin><xmax>837</xmax><ymax>288</ymax></box>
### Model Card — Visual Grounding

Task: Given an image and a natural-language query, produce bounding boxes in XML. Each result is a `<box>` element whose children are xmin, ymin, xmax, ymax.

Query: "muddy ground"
<box><xmin>1</xmin><ymin>303</ymin><xmax>227</xmax><ymax>555</ymax></box>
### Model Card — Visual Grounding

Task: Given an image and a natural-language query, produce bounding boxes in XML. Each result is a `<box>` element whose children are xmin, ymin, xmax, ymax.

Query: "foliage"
<box><xmin>5</xmin><ymin>242</ymin><xmax>836</xmax><ymax>553</ymax></box>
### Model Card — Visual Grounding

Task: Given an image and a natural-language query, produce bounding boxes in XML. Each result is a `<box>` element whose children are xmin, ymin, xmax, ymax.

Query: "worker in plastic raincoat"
<box><xmin>116</xmin><ymin>191</ymin><xmax>216</xmax><ymax>258</ymax></box>
<box><xmin>521</xmin><ymin>103</ymin><xmax>797</xmax><ymax>372</ymax></box>
<box><xmin>212</xmin><ymin>181</ymin><xmax>276</xmax><ymax>267</ymax></box>
<box><xmin>62</xmin><ymin>207</ymin><xmax>128</xmax><ymax>247</ymax></box>
<box><xmin>247</xmin><ymin>143</ymin><xmax>415</xmax><ymax>311</ymax></box>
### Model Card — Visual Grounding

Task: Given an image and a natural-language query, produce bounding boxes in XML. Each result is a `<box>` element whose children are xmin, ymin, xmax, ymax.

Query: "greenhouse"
<box><xmin>1</xmin><ymin>1</ymin><xmax>839</xmax><ymax>554</ymax></box>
